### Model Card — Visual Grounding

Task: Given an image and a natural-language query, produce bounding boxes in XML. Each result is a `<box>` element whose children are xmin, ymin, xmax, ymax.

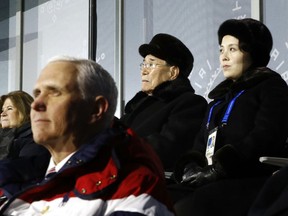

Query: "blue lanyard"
<box><xmin>206</xmin><ymin>90</ymin><xmax>245</xmax><ymax>129</ymax></box>
<box><xmin>206</xmin><ymin>100</ymin><xmax>222</xmax><ymax>129</ymax></box>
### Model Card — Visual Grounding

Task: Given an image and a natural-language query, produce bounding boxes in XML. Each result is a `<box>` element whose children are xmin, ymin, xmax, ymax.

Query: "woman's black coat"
<box><xmin>0</xmin><ymin>122</ymin><xmax>49</xmax><ymax>160</ymax></box>
<box><xmin>120</xmin><ymin>78</ymin><xmax>207</xmax><ymax>171</ymax></box>
<box><xmin>193</xmin><ymin>67</ymin><xmax>288</xmax><ymax>176</ymax></box>
<box><xmin>173</xmin><ymin>67</ymin><xmax>288</xmax><ymax>216</ymax></box>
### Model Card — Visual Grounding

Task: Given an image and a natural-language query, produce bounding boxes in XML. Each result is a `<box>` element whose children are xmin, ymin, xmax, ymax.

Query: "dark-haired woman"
<box><xmin>172</xmin><ymin>18</ymin><xmax>288</xmax><ymax>216</ymax></box>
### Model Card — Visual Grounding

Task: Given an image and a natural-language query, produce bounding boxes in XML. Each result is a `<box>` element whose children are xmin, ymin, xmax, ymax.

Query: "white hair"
<box><xmin>47</xmin><ymin>55</ymin><xmax>118</xmax><ymax>127</ymax></box>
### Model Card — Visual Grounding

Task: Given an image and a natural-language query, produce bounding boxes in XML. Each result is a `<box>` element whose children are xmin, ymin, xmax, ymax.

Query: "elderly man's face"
<box><xmin>30</xmin><ymin>61</ymin><xmax>85</xmax><ymax>148</ymax></box>
<box><xmin>140</xmin><ymin>54</ymin><xmax>173</xmax><ymax>95</ymax></box>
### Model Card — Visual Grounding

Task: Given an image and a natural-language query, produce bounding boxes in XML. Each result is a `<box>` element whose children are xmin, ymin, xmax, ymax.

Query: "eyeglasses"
<box><xmin>139</xmin><ymin>62</ymin><xmax>168</xmax><ymax>70</ymax></box>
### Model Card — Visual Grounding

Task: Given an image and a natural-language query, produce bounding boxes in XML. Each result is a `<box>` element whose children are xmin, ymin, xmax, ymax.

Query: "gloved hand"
<box><xmin>173</xmin><ymin>161</ymin><xmax>203</xmax><ymax>184</ymax></box>
<box><xmin>181</xmin><ymin>163</ymin><xmax>226</xmax><ymax>187</ymax></box>
<box><xmin>181</xmin><ymin>162</ymin><xmax>203</xmax><ymax>183</ymax></box>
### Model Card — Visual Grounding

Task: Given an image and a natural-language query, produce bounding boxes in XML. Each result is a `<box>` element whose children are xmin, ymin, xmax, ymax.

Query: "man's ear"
<box><xmin>89</xmin><ymin>96</ymin><xmax>109</xmax><ymax>124</ymax></box>
<box><xmin>170</xmin><ymin>66</ymin><xmax>180</xmax><ymax>80</ymax></box>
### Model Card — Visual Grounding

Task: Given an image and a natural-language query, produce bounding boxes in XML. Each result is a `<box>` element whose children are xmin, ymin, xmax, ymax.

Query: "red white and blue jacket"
<box><xmin>0</xmin><ymin>123</ymin><xmax>175</xmax><ymax>215</ymax></box>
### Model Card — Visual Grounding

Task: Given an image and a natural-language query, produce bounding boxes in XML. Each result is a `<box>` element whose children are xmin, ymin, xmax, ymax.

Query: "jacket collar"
<box><xmin>208</xmin><ymin>67</ymin><xmax>280</xmax><ymax>100</ymax></box>
<box><xmin>152</xmin><ymin>77</ymin><xmax>195</xmax><ymax>100</ymax></box>
<box><xmin>58</xmin><ymin>126</ymin><xmax>126</xmax><ymax>174</ymax></box>
<box><xmin>124</xmin><ymin>78</ymin><xmax>194</xmax><ymax>113</ymax></box>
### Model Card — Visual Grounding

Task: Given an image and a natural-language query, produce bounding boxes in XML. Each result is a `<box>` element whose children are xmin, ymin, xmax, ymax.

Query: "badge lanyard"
<box><xmin>205</xmin><ymin>90</ymin><xmax>245</xmax><ymax>165</ymax></box>
<box><xmin>206</xmin><ymin>90</ymin><xmax>245</xmax><ymax>129</ymax></box>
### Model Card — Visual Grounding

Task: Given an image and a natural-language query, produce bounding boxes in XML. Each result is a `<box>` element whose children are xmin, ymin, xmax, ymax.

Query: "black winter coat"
<box><xmin>193</xmin><ymin>67</ymin><xmax>288</xmax><ymax>176</ymax></box>
<box><xmin>172</xmin><ymin>67</ymin><xmax>288</xmax><ymax>216</ymax></box>
<box><xmin>120</xmin><ymin>78</ymin><xmax>207</xmax><ymax>171</ymax></box>
<box><xmin>0</xmin><ymin>122</ymin><xmax>49</xmax><ymax>160</ymax></box>
<box><xmin>248</xmin><ymin>165</ymin><xmax>288</xmax><ymax>216</ymax></box>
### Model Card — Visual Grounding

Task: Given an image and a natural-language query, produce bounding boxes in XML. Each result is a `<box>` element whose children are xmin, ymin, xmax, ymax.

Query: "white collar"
<box><xmin>45</xmin><ymin>151</ymin><xmax>76</xmax><ymax>175</ymax></box>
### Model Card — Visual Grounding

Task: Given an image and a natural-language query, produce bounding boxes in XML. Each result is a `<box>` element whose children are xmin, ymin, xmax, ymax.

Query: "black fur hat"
<box><xmin>218</xmin><ymin>18</ymin><xmax>273</xmax><ymax>67</ymax></box>
<box><xmin>139</xmin><ymin>33</ymin><xmax>194</xmax><ymax>77</ymax></box>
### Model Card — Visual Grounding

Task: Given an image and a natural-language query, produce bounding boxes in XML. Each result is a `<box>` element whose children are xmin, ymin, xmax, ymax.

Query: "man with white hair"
<box><xmin>0</xmin><ymin>56</ymin><xmax>175</xmax><ymax>216</ymax></box>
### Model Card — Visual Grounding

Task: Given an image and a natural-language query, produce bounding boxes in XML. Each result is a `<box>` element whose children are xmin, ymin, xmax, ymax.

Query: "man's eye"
<box><xmin>51</xmin><ymin>91</ymin><xmax>61</xmax><ymax>96</ymax></box>
<box><xmin>33</xmin><ymin>90</ymin><xmax>40</xmax><ymax>98</ymax></box>
<box><xmin>149</xmin><ymin>64</ymin><xmax>157</xmax><ymax>68</ymax></box>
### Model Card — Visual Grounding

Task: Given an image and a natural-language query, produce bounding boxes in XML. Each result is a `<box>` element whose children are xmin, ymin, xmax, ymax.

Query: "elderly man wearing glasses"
<box><xmin>120</xmin><ymin>33</ymin><xmax>207</xmax><ymax>178</ymax></box>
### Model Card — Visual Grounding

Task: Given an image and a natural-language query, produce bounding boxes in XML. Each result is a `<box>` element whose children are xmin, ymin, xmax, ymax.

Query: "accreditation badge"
<box><xmin>205</xmin><ymin>127</ymin><xmax>218</xmax><ymax>165</ymax></box>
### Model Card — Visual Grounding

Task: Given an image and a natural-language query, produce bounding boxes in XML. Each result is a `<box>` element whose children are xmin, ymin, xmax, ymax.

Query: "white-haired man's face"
<box><xmin>30</xmin><ymin>61</ymin><xmax>89</xmax><ymax>151</ymax></box>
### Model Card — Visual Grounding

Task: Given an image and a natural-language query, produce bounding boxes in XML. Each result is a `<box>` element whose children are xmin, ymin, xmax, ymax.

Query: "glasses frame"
<box><xmin>139</xmin><ymin>62</ymin><xmax>169</xmax><ymax>70</ymax></box>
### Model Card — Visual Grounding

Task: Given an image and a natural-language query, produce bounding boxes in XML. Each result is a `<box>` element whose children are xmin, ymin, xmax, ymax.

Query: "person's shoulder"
<box><xmin>260</xmin><ymin>71</ymin><xmax>288</xmax><ymax>89</ymax></box>
<box><xmin>114</xmin><ymin>126</ymin><xmax>165</xmax><ymax>175</ymax></box>
<box><xmin>245</xmin><ymin>67</ymin><xmax>288</xmax><ymax>92</ymax></box>
<box><xmin>269</xmin><ymin>72</ymin><xmax>288</xmax><ymax>86</ymax></box>
<box><xmin>175</xmin><ymin>91</ymin><xmax>208</xmax><ymax>105</ymax></box>
<box><xmin>256</xmin><ymin>67</ymin><xmax>286</xmax><ymax>85</ymax></box>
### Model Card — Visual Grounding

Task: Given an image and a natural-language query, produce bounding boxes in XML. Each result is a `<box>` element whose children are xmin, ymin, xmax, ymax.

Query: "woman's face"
<box><xmin>1</xmin><ymin>98</ymin><xmax>23</xmax><ymax>128</ymax></box>
<box><xmin>141</xmin><ymin>54</ymin><xmax>174</xmax><ymax>95</ymax></box>
<box><xmin>219</xmin><ymin>35</ymin><xmax>253</xmax><ymax>81</ymax></box>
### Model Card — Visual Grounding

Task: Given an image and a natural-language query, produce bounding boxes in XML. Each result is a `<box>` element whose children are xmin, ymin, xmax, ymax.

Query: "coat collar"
<box><xmin>58</xmin><ymin>126</ymin><xmax>126</xmax><ymax>174</ymax></box>
<box><xmin>208</xmin><ymin>67</ymin><xmax>280</xmax><ymax>99</ymax></box>
<box><xmin>152</xmin><ymin>77</ymin><xmax>195</xmax><ymax>100</ymax></box>
<box><xmin>124</xmin><ymin>78</ymin><xmax>194</xmax><ymax>113</ymax></box>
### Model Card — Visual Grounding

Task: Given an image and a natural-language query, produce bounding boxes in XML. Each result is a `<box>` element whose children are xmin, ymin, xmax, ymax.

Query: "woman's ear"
<box><xmin>89</xmin><ymin>96</ymin><xmax>109</xmax><ymax>124</ymax></box>
<box><xmin>170</xmin><ymin>66</ymin><xmax>180</xmax><ymax>80</ymax></box>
